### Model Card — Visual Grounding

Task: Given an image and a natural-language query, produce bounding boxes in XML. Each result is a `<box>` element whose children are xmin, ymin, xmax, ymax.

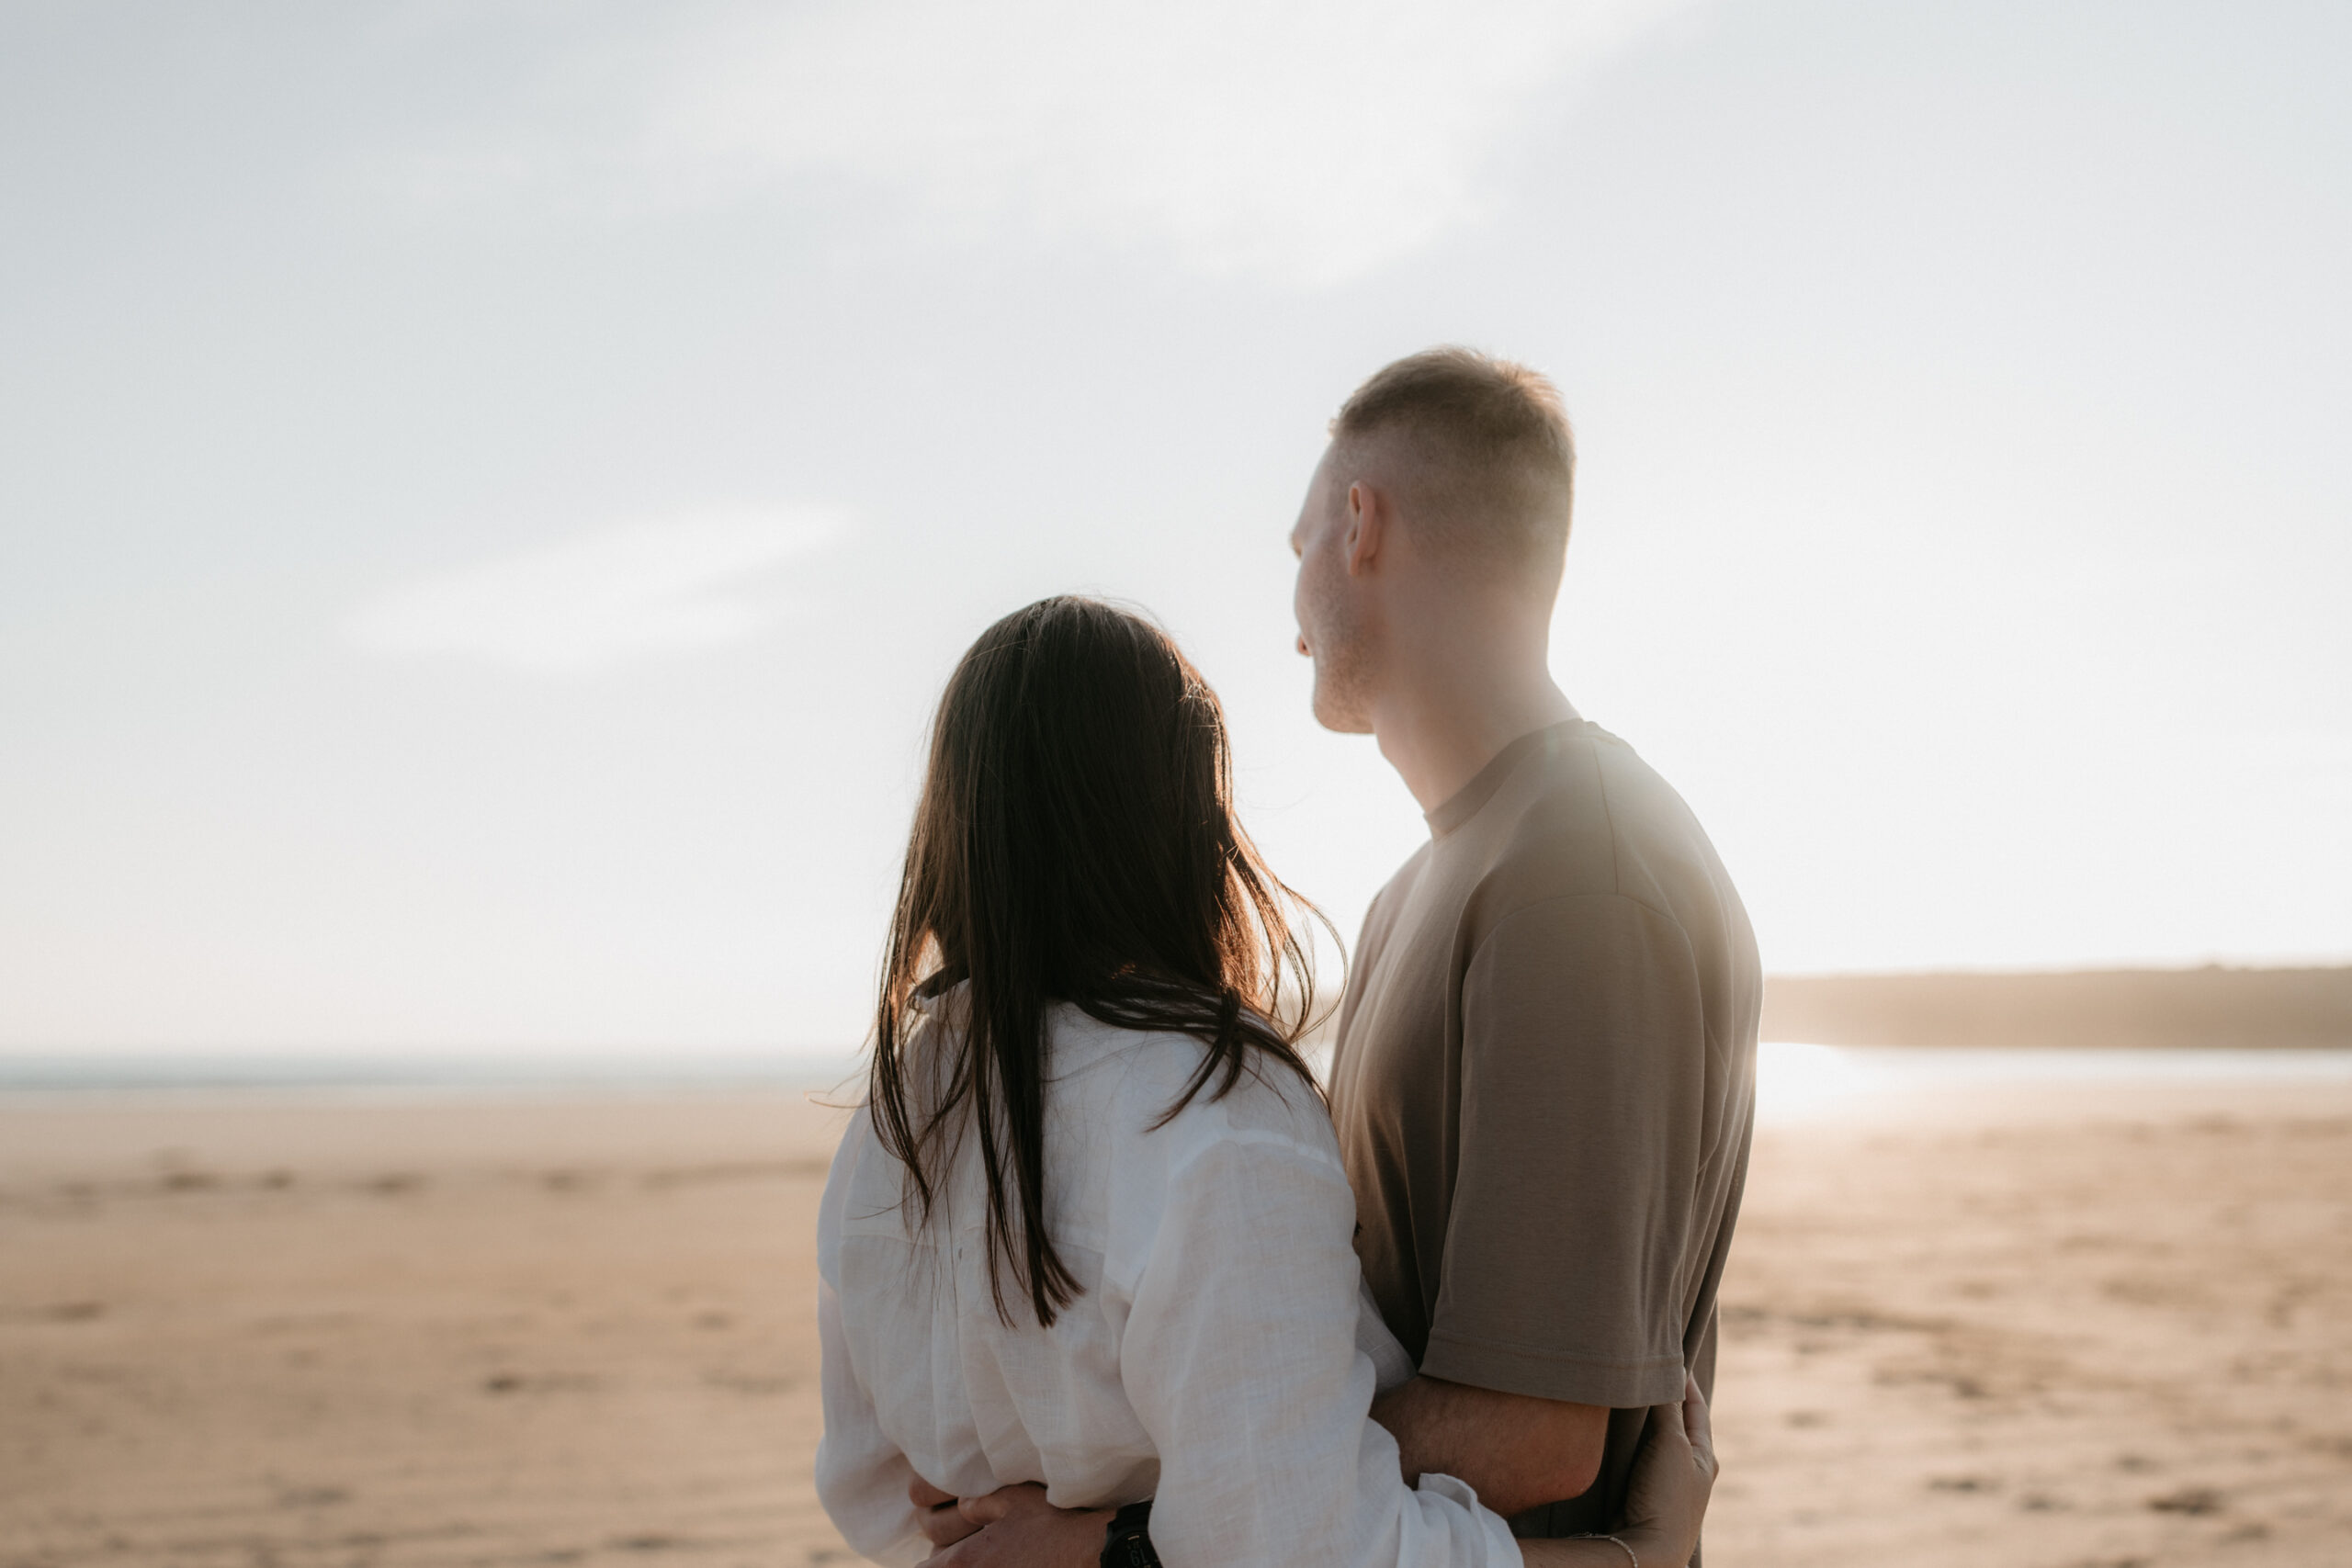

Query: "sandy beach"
<box><xmin>5</xmin><ymin>1076</ymin><xmax>2348</xmax><ymax>1568</ymax></box>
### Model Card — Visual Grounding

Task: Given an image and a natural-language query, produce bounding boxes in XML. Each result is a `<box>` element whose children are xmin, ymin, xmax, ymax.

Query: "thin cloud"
<box><xmin>346</xmin><ymin>508</ymin><xmax>848</xmax><ymax>675</ymax></box>
<box><xmin>382</xmin><ymin>0</ymin><xmax>1698</xmax><ymax>287</ymax></box>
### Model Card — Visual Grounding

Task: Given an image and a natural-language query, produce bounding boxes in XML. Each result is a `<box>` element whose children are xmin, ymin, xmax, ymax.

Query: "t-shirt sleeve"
<box><xmin>1419</xmin><ymin>893</ymin><xmax>1705</xmax><ymax>1409</ymax></box>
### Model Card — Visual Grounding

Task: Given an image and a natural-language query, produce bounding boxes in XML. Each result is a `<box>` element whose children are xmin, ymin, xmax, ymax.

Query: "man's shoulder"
<box><xmin>1469</xmin><ymin>724</ymin><xmax>1653</xmax><ymax>892</ymax></box>
<box><xmin>1521</xmin><ymin>723</ymin><xmax>1693</xmax><ymax>843</ymax></box>
<box><xmin>1369</xmin><ymin>836</ymin><xmax>1435</xmax><ymax>900</ymax></box>
<box><xmin>1355</xmin><ymin>838</ymin><xmax>1435</xmax><ymax>948</ymax></box>
<box><xmin>1476</xmin><ymin>724</ymin><xmax>1743</xmax><ymax>948</ymax></box>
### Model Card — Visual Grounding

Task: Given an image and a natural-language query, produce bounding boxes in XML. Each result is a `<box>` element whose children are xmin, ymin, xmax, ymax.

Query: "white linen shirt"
<box><xmin>814</xmin><ymin>1001</ymin><xmax>1522</xmax><ymax>1568</ymax></box>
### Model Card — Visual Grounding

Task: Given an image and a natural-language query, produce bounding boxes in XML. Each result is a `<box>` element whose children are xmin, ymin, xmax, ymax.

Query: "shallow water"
<box><xmin>0</xmin><ymin>1051</ymin><xmax>868</xmax><ymax>1100</ymax></box>
<box><xmin>6</xmin><ymin>1043</ymin><xmax>2348</xmax><ymax>1119</ymax></box>
<box><xmin>1754</xmin><ymin>1040</ymin><xmax>2352</xmax><ymax>1122</ymax></box>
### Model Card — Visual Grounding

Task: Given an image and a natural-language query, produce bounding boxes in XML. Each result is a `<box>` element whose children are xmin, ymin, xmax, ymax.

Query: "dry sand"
<box><xmin>4</xmin><ymin>1080</ymin><xmax>2348</xmax><ymax>1568</ymax></box>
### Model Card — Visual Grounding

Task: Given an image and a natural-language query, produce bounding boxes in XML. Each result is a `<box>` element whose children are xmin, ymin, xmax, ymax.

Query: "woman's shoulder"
<box><xmin>1071</xmin><ymin>1013</ymin><xmax>1350</xmax><ymax>1293</ymax></box>
<box><xmin>1050</xmin><ymin>1004</ymin><xmax>1336</xmax><ymax>1161</ymax></box>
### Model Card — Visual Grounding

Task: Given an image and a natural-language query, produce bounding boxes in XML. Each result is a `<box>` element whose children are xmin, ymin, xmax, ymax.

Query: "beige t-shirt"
<box><xmin>1330</xmin><ymin>718</ymin><xmax>1760</xmax><ymax>1537</ymax></box>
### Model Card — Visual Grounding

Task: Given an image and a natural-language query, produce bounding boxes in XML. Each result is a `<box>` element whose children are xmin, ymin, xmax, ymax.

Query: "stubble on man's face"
<box><xmin>1291</xmin><ymin>455</ymin><xmax>1377</xmax><ymax>736</ymax></box>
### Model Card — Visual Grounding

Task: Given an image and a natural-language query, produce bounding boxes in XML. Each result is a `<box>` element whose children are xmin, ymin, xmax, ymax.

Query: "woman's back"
<box><xmin>816</xmin><ymin>1001</ymin><xmax>1512</xmax><ymax>1567</ymax></box>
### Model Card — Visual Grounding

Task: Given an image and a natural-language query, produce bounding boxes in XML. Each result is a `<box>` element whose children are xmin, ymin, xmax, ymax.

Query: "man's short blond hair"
<box><xmin>1330</xmin><ymin>346</ymin><xmax>1576</xmax><ymax>596</ymax></box>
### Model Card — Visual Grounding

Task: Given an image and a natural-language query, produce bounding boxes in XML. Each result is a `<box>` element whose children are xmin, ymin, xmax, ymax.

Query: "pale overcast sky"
<box><xmin>3</xmin><ymin>0</ymin><xmax>2346</xmax><ymax>1055</ymax></box>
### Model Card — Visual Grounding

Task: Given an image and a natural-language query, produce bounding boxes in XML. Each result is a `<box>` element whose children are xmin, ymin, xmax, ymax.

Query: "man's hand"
<box><xmin>1619</xmin><ymin>1372</ymin><xmax>1716</xmax><ymax>1561</ymax></box>
<box><xmin>1370</xmin><ymin>1374</ymin><xmax>1610</xmax><ymax>1517</ymax></box>
<box><xmin>909</xmin><ymin>1476</ymin><xmax>983</xmax><ymax>1552</ymax></box>
<box><xmin>1520</xmin><ymin>1377</ymin><xmax>1718</xmax><ymax>1567</ymax></box>
<box><xmin>914</xmin><ymin>1483</ymin><xmax>1111</xmax><ymax>1568</ymax></box>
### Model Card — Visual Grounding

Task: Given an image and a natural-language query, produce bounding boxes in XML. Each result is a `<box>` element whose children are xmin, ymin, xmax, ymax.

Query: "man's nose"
<box><xmin>1296</xmin><ymin>635</ymin><xmax>1310</xmax><ymax>657</ymax></box>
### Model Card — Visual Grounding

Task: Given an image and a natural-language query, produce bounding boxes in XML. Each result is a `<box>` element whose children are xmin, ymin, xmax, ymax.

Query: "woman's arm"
<box><xmin>1110</xmin><ymin>1126</ymin><xmax>1521</xmax><ymax>1567</ymax></box>
<box><xmin>810</xmin><ymin>1118</ymin><xmax>929</xmax><ymax>1565</ymax></box>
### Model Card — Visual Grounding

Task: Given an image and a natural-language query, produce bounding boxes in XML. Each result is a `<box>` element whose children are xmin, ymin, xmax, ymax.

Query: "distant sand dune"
<box><xmin>1762</xmin><ymin>964</ymin><xmax>2352</xmax><ymax>1049</ymax></box>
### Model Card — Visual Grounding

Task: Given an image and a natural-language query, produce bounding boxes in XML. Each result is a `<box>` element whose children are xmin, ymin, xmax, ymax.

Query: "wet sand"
<box><xmin>3</xmin><ymin>1080</ymin><xmax>2347</xmax><ymax>1567</ymax></box>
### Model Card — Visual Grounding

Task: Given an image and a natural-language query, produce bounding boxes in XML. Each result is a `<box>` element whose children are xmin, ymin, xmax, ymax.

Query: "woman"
<box><xmin>816</xmin><ymin>598</ymin><xmax>1714</xmax><ymax>1566</ymax></box>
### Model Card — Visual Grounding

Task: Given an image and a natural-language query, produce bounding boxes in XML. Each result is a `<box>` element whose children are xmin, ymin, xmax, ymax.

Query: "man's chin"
<box><xmin>1311</xmin><ymin>691</ymin><xmax>1375</xmax><ymax>736</ymax></box>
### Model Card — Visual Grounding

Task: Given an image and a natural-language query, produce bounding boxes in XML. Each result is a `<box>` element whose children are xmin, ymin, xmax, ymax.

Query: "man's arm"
<box><xmin>912</xmin><ymin>1381</ymin><xmax>1608</xmax><ymax>1565</ymax></box>
<box><xmin>918</xmin><ymin>1489</ymin><xmax>1637</xmax><ymax>1568</ymax></box>
<box><xmin>923</xmin><ymin>1377</ymin><xmax>1716</xmax><ymax>1568</ymax></box>
<box><xmin>1370</xmin><ymin>1373</ymin><xmax>1609</xmax><ymax>1518</ymax></box>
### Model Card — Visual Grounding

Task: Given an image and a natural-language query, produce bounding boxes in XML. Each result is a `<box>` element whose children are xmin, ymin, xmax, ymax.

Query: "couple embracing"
<box><xmin>815</xmin><ymin>349</ymin><xmax>1761</xmax><ymax>1567</ymax></box>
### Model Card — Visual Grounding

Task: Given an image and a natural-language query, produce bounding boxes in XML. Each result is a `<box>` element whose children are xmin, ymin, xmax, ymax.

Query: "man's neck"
<box><xmin>1369</xmin><ymin>664</ymin><xmax>1579</xmax><ymax>815</ymax></box>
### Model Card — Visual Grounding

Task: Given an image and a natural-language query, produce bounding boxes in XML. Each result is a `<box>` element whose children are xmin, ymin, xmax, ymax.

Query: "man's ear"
<box><xmin>1344</xmin><ymin>481</ymin><xmax>1385</xmax><ymax>577</ymax></box>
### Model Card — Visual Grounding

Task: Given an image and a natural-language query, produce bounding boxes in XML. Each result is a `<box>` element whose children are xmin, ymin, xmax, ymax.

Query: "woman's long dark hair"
<box><xmin>869</xmin><ymin>596</ymin><xmax>1329</xmax><ymax>1328</ymax></box>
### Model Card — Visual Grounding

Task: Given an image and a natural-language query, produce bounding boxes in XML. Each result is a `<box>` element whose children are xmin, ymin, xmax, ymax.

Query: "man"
<box><xmin>912</xmin><ymin>347</ymin><xmax>1758</xmax><ymax>1562</ymax></box>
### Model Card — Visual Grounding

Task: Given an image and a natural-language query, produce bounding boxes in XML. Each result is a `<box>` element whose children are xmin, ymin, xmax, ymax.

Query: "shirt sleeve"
<box><xmin>810</xmin><ymin>1117</ymin><xmax>928</xmax><ymax>1566</ymax></box>
<box><xmin>1113</xmin><ymin>1115</ymin><xmax>1522</xmax><ymax>1568</ymax></box>
<box><xmin>1420</xmin><ymin>894</ymin><xmax>1706</xmax><ymax>1409</ymax></box>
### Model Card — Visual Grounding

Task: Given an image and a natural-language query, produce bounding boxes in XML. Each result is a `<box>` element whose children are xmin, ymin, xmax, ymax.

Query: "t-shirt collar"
<box><xmin>1425</xmin><ymin>716</ymin><xmax>1589</xmax><ymax>838</ymax></box>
